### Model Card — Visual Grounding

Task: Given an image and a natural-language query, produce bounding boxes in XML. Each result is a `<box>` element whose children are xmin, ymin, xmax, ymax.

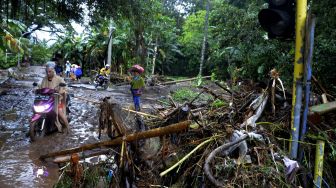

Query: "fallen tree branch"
<box><xmin>40</xmin><ymin>120</ymin><xmax>191</xmax><ymax>160</ymax></box>
<box><xmin>240</xmin><ymin>92</ymin><xmax>269</xmax><ymax>129</ymax></box>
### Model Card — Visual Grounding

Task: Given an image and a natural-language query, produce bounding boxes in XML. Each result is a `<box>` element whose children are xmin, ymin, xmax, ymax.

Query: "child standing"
<box><xmin>130</xmin><ymin>67</ymin><xmax>145</xmax><ymax>111</ymax></box>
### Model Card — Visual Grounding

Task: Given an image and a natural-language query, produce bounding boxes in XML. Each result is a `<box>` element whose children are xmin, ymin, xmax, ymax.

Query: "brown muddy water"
<box><xmin>0</xmin><ymin>66</ymin><xmax>171</xmax><ymax>188</ymax></box>
<box><xmin>0</xmin><ymin>81</ymin><xmax>106</xmax><ymax>188</ymax></box>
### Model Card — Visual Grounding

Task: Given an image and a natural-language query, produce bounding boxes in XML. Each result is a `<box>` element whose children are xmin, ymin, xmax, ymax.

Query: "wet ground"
<box><xmin>0</xmin><ymin>66</ymin><xmax>171</xmax><ymax>188</ymax></box>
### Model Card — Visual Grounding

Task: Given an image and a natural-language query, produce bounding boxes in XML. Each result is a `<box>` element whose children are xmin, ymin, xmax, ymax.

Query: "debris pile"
<box><xmin>43</xmin><ymin>74</ymin><xmax>335</xmax><ymax>187</ymax></box>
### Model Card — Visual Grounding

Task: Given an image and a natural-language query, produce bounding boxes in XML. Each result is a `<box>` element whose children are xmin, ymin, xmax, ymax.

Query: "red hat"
<box><xmin>128</xmin><ymin>64</ymin><xmax>144</xmax><ymax>74</ymax></box>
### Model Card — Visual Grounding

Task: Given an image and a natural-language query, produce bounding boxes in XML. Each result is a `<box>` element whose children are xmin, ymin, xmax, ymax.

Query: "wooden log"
<box><xmin>161</xmin><ymin>76</ymin><xmax>211</xmax><ymax>85</ymax></box>
<box><xmin>40</xmin><ymin>120</ymin><xmax>191</xmax><ymax>160</ymax></box>
<box><xmin>99</xmin><ymin>97</ymin><xmax>129</xmax><ymax>139</ymax></box>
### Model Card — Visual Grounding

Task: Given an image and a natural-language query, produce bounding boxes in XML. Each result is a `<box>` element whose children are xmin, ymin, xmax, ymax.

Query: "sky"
<box><xmin>33</xmin><ymin>3</ymin><xmax>89</xmax><ymax>46</ymax></box>
<box><xmin>34</xmin><ymin>22</ymin><xmax>85</xmax><ymax>45</ymax></box>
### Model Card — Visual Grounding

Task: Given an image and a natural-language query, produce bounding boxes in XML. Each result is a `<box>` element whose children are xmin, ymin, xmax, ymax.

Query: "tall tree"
<box><xmin>198</xmin><ymin>0</ymin><xmax>210</xmax><ymax>77</ymax></box>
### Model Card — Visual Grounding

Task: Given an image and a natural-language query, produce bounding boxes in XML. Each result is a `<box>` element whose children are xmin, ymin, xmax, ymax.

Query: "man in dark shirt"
<box><xmin>55</xmin><ymin>63</ymin><xmax>63</xmax><ymax>76</ymax></box>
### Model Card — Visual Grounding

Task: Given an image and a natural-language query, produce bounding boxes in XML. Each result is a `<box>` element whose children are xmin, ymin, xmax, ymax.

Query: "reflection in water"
<box><xmin>0</xmin><ymin>146</ymin><xmax>59</xmax><ymax>188</ymax></box>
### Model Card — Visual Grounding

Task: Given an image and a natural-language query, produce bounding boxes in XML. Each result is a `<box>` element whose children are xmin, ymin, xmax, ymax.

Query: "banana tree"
<box><xmin>0</xmin><ymin>19</ymin><xmax>32</xmax><ymax>68</ymax></box>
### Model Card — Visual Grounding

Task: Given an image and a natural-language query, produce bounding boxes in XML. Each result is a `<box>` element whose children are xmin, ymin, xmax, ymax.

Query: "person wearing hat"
<box><xmin>129</xmin><ymin>66</ymin><xmax>145</xmax><ymax>111</ymax></box>
<box><xmin>100</xmin><ymin>64</ymin><xmax>111</xmax><ymax>77</ymax></box>
<box><xmin>38</xmin><ymin>61</ymin><xmax>70</xmax><ymax>133</ymax></box>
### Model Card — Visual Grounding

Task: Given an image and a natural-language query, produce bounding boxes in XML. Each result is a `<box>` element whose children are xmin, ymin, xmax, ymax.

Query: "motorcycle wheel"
<box><xmin>103</xmin><ymin>83</ymin><xmax>108</xmax><ymax>90</ymax></box>
<box><xmin>93</xmin><ymin>81</ymin><xmax>98</xmax><ymax>88</ymax></box>
<box><xmin>29</xmin><ymin>121</ymin><xmax>45</xmax><ymax>142</ymax></box>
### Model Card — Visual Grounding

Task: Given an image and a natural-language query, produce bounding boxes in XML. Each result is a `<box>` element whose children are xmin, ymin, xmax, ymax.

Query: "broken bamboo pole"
<box><xmin>40</xmin><ymin>120</ymin><xmax>191</xmax><ymax>160</ymax></box>
<box><xmin>160</xmin><ymin>135</ymin><xmax>219</xmax><ymax>177</ymax></box>
<box><xmin>121</xmin><ymin>108</ymin><xmax>160</xmax><ymax>118</ymax></box>
<box><xmin>161</xmin><ymin>76</ymin><xmax>211</xmax><ymax>85</ymax></box>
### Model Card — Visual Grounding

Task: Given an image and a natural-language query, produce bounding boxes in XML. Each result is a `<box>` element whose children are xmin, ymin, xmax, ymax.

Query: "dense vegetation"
<box><xmin>0</xmin><ymin>0</ymin><xmax>335</xmax><ymax>92</ymax></box>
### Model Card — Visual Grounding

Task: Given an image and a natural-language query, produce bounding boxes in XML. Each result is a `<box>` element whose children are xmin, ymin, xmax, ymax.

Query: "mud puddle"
<box><xmin>0</xmin><ymin>66</ymin><xmax>173</xmax><ymax>187</ymax></box>
<box><xmin>0</xmin><ymin>81</ymin><xmax>109</xmax><ymax>188</ymax></box>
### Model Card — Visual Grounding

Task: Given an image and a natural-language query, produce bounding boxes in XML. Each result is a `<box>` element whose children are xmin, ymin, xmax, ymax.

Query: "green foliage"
<box><xmin>171</xmin><ymin>87</ymin><xmax>211</xmax><ymax>103</ymax></box>
<box><xmin>311</xmin><ymin>1</ymin><xmax>336</xmax><ymax>93</ymax></box>
<box><xmin>30</xmin><ymin>42</ymin><xmax>52</xmax><ymax>65</ymax></box>
<box><xmin>211</xmin><ymin>99</ymin><xmax>227</xmax><ymax>108</ymax></box>
<box><xmin>178</xmin><ymin>10</ymin><xmax>206</xmax><ymax>75</ymax></box>
<box><xmin>172</xmin><ymin>88</ymin><xmax>199</xmax><ymax>102</ymax></box>
<box><xmin>0</xmin><ymin>50</ymin><xmax>18</xmax><ymax>69</ymax></box>
<box><xmin>0</xmin><ymin>19</ymin><xmax>29</xmax><ymax>54</ymax></box>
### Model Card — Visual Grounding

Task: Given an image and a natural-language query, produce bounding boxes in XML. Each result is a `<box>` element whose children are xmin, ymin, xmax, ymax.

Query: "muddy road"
<box><xmin>0</xmin><ymin>66</ymin><xmax>171</xmax><ymax>188</ymax></box>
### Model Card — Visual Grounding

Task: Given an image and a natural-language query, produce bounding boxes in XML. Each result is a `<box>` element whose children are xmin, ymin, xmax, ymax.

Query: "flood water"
<box><xmin>0</xmin><ymin>66</ymin><xmax>170</xmax><ymax>188</ymax></box>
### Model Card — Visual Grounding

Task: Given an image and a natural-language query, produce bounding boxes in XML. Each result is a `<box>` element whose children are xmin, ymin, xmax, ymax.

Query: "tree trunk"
<box><xmin>0</xmin><ymin>0</ymin><xmax>2</xmax><ymax>20</ymax></box>
<box><xmin>10</xmin><ymin>0</ymin><xmax>19</xmax><ymax>19</ymax></box>
<box><xmin>151</xmin><ymin>37</ymin><xmax>158</xmax><ymax>75</ymax></box>
<box><xmin>198</xmin><ymin>0</ymin><xmax>210</xmax><ymax>77</ymax></box>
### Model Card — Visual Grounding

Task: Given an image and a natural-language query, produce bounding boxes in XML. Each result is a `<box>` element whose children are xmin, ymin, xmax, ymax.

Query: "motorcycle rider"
<box><xmin>100</xmin><ymin>64</ymin><xmax>111</xmax><ymax>77</ymax></box>
<box><xmin>39</xmin><ymin>61</ymin><xmax>70</xmax><ymax>133</ymax></box>
<box><xmin>95</xmin><ymin>64</ymin><xmax>111</xmax><ymax>85</ymax></box>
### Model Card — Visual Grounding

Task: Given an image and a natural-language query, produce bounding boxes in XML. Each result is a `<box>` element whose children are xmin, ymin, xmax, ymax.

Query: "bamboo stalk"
<box><xmin>159</xmin><ymin>135</ymin><xmax>218</xmax><ymax>177</ymax></box>
<box><xmin>40</xmin><ymin>120</ymin><xmax>191</xmax><ymax>160</ymax></box>
<box><xmin>121</xmin><ymin>108</ymin><xmax>160</xmax><ymax>118</ymax></box>
<box><xmin>161</xmin><ymin>76</ymin><xmax>211</xmax><ymax>85</ymax></box>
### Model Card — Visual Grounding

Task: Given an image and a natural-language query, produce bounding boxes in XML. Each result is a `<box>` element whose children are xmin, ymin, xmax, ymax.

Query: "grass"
<box><xmin>171</xmin><ymin>87</ymin><xmax>212</xmax><ymax>103</ymax></box>
<box><xmin>211</xmin><ymin>99</ymin><xmax>228</xmax><ymax>108</ymax></box>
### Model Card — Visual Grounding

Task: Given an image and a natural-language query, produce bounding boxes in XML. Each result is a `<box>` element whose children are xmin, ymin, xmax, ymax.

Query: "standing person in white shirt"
<box><xmin>65</xmin><ymin>60</ymin><xmax>71</xmax><ymax>78</ymax></box>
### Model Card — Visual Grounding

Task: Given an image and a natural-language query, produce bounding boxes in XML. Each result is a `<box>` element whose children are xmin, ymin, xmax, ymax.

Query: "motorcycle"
<box><xmin>94</xmin><ymin>74</ymin><xmax>109</xmax><ymax>90</ymax></box>
<box><xmin>29</xmin><ymin>82</ymin><xmax>70</xmax><ymax>141</ymax></box>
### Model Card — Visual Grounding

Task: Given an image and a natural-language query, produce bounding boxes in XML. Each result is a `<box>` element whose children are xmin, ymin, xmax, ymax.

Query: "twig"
<box><xmin>214</xmin><ymin>80</ymin><xmax>233</xmax><ymax>95</ymax></box>
<box><xmin>167</xmin><ymin>95</ymin><xmax>177</xmax><ymax>108</ymax></box>
<box><xmin>189</xmin><ymin>90</ymin><xmax>205</xmax><ymax>105</ymax></box>
<box><xmin>270</xmin><ymin>145</ymin><xmax>279</xmax><ymax>172</ymax></box>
